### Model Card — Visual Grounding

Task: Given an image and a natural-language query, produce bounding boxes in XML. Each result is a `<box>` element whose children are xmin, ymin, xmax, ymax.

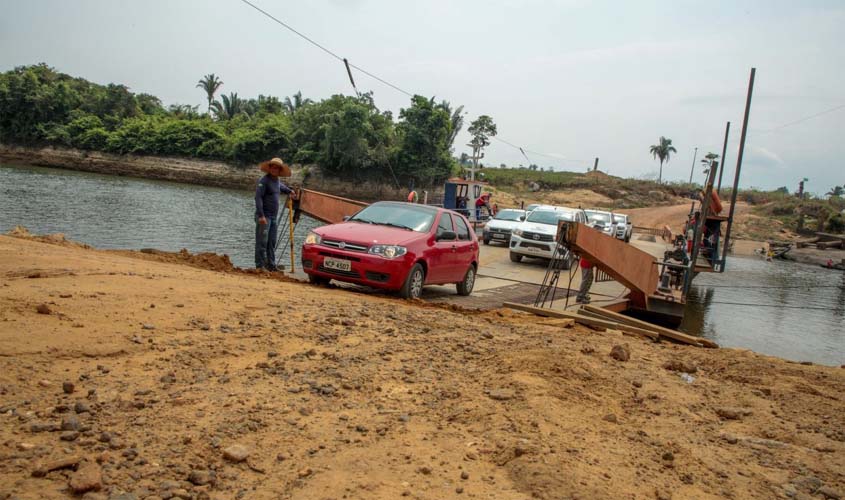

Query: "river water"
<box><xmin>0</xmin><ymin>163</ymin><xmax>318</xmax><ymax>269</ymax></box>
<box><xmin>1</xmin><ymin>163</ymin><xmax>842</xmax><ymax>365</ymax></box>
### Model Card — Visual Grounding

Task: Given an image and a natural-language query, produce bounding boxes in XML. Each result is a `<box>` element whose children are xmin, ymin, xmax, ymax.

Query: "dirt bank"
<box><xmin>0</xmin><ymin>235</ymin><xmax>843</xmax><ymax>499</ymax></box>
<box><xmin>623</xmin><ymin>202</ymin><xmax>800</xmax><ymax>256</ymax></box>
<box><xmin>0</xmin><ymin>144</ymin><xmax>417</xmax><ymax>202</ymax></box>
<box><xmin>783</xmin><ymin>247</ymin><xmax>845</xmax><ymax>267</ymax></box>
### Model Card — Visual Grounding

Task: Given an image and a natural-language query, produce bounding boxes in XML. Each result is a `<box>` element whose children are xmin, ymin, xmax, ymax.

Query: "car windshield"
<box><xmin>494</xmin><ymin>209</ymin><xmax>524</xmax><ymax>221</ymax></box>
<box><xmin>612</xmin><ymin>214</ymin><xmax>626</xmax><ymax>223</ymax></box>
<box><xmin>588</xmin><ymin>212</ymin><xmax>611</xmax><ymax>224</ymax></box>
<box><xmin>526</xmin><ymin>210</ymin><xmax>573</xmax><ymax>225</ymax></box>
<box><xmin>349</xmin><ymin>203</ymin><xmax>436</xmax><ymax>232</ymax></box>
<box><xmin>526</xmin><ymin>204</ymin><xmax>541</xmax><ymax>211</ymax></box>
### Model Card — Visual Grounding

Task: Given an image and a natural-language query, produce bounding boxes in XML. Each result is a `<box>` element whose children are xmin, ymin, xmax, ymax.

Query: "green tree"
<box><xmin>649</xmin><ymin>136</ymin><xmax>677</xmax><ymax>184</ymax></box>
<box><xmin>467</xmin><ymin>115</ymin><xmax>497</xmax><ymax>149</ymax></box>
<box><xmin>466</xmin><ymin>115</ymin><xmax>497</xmax><ymax>179</ymax></box>
<box><xmin>435</xmin><ymin>100</ymin><xmax>463</xmax><ymax>152</ymax></box>
<box><xmin>196</xmin><ymin>74</ymin><xmax>223</xmax><ymax>114</ymax></box>
<box><xmin>283</xmin><ymin>91</ymin><xmax>313</xmax><ymax>114</ymax></box>
<box><xmin>395</xmin><ymin>95</ymin><xmax>454</xmax><ymax>185</ymax></box>
<box><xmin>826</xmin><ymin>185</ymin><xmax>844</xmax><ymax>197</ymax></box>
<box><xmin>211</xmin><ymin>93</ymin><xmax>248</xmax><ymax>120</ymax></box>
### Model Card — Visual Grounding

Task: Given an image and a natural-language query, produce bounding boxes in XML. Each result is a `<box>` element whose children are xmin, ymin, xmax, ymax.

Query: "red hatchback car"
<box><xmin>301</xmin><ymin>201</ymin><xmax>479</xmax><ymax>299</ymax></box>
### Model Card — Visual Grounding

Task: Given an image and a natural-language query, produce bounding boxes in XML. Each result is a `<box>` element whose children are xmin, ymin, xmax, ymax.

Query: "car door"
<box><xmin>450</xmin><ymin>214</ymin><xmax>476</xmax><ymax>280</ymax></box>
<box><xmin>428</xmin><ymin>212</ymin><xmax>456</xmax><ymax>283</ymax></box>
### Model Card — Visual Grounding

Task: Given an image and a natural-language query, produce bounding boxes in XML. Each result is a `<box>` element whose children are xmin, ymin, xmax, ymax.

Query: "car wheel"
<box><xmin>456</xmin><ymin>264</ymin><xmax>476</xmax><ymax>296</ymax></box>
<box><xmin>483</xmin><ymin>237</ymin><xmax>490</xmax><ymax>245</ymax></box>
<box><xmin>399</xmin><ymin>263</ymin><xmax>425</xmax><ymax>300</ymax></box>
<box><xmin>625</xmin><ymin>234</ymin><xmax>631</xmax><ymax>243</ymax></box>
<box><xmin>308</xmin><ymin>274</ymin><xmax>330</xmax><ymax>286</ymax></box>
<box><xmin>509</xmin><ymin>252</ymin><xmax>523</xmax><ymax>263</ymax></box>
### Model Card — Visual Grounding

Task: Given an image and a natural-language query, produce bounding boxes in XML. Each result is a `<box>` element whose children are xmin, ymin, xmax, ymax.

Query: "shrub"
<box><xmin>74</xmin><ymin>127</ymin><xmax>111</xmax><ymax>150</ymax></box>
<box><xmin>826</xmin><ymin>214</ymin><xmax>844</xmax><ymax>233</ymax></box>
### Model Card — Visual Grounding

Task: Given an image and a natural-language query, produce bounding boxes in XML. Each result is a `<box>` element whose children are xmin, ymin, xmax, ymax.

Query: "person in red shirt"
<box><xmin>576</xmin><ymin>256</ymin><xmax>593</xmax><ymax>304</ymax></box>
<box><xmin>475</xmin><ymin>193</ymin><xmax>492</xmax><ymax>220</ymax></box>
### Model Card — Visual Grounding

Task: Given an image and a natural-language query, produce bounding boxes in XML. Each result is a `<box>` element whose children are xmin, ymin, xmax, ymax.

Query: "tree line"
<box><xmin>0</xmin><ymin>64</ymin><xmax>476</xmax><ymax>185</ymax></box>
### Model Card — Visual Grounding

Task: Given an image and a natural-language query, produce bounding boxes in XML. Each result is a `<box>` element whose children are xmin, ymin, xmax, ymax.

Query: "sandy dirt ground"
<box><xmin>0</xmin><ymin>234</ymin><xmax>843</xmax><ymax>500</ymax></box>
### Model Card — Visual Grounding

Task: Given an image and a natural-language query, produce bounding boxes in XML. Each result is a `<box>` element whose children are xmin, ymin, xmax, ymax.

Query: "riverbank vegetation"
<box><xmin>0</xmin><ymin>64</ymin><xmax>461</xmax><ymax>185</ymax></box>
<box><xmin>727</xmin><ymin>187</ymin><xmax>845</xmax><ymax>236</ymax></box>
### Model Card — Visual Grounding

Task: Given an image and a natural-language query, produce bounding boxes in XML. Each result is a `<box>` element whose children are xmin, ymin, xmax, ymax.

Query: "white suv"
<box><xmin>509</xmin><ymin>207</ymin><xmax>588</xmax><ymax>268</ymax></box>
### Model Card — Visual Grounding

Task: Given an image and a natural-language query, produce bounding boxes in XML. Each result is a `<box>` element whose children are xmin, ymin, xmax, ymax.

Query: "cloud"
<box><xmin>744</xmin><ymin>145</ymin><xmax>785</xmax><ymax>169</ymax></box>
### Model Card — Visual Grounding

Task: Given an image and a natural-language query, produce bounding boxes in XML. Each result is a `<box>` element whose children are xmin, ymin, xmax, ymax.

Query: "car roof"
<box><xmin>371</xmin><ymin>201</ymin><xmax>440</xmax><ymax>214</ymax></box>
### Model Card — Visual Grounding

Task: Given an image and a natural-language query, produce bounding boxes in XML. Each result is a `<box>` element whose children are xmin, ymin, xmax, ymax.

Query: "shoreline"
<box><xmin>0</xmin><ymin>143</ymin><xmax>416</xmax><ymax>202</ymax></box>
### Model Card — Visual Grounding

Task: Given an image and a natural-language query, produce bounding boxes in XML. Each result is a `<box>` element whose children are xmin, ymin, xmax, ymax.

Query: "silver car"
<box><xmin>483</xmin><ymin>209</ymin><xmax>527</xmax><ymax>245</ymax></box>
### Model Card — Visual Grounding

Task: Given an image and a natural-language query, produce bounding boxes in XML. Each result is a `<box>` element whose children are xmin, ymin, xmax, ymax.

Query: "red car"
<box><xmin>301</xmin><ymin>201</ymin><xmax>479</xmax><ymax>299</ymax></box>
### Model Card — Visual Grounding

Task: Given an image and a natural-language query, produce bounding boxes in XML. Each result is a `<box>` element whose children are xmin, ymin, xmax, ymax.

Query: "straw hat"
<box><xmin>259</xmin><ymin>157</ymin><xmax>292</xmax><ymax>177</ymax></box>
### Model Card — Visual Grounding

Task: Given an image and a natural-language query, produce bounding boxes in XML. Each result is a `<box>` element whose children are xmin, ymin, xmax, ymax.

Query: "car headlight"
<box><xmin>483</xmin><ymin>226</ymin><xmax>490</xmax><ymax>233</ymax></box>
<box><xmin>368</xmin><ymin>245</ymin><xmax>407</xmax><ymax>259</ymax></box>
<box><xmin>513</xmin><ymin>229</ymin><xmax>523</xmax><ymax>237</ymax></box>
<box><xmin>304</xmin><ymin>231</ymin><xmax>321</xmax><ymax>245</ymax></box>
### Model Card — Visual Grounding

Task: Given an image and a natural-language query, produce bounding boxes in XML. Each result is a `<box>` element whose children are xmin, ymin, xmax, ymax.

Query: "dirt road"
<box><xmin>0</xmin><ymin>234</ymin><xmax>842</xmax><ymax>499</ymax></box>
<box><xmin>625</xmin><ymin>202</ymin><xmax>797</xmax><ymax>245</ymax></box>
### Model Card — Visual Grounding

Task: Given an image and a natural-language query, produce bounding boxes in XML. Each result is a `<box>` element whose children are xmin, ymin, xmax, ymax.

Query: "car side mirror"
<box><xmin>519</xmin><ymin>216</ymin><xmax>525</xmax><ymax>221</ymax></box>
<box><xmin>437</xmin><ymin>230</ymin><xmax>457</xmax><ymax>241</ymax></box>
<box><xmin>343</xmin><ymin>215</ymin><xmax>351</xmax><ymax>221</ymax></box>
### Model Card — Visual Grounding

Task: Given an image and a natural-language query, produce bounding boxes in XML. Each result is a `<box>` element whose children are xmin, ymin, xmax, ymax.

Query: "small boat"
<box><xmin>820</xmin><ymin>262</ymin><xmax>845</xmax><ymax>271</ymax></box>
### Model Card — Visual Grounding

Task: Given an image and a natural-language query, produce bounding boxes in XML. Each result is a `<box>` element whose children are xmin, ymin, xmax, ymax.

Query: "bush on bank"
<box><xmin>0</xmin><ymin>64</ymin><xmax>459</xmax><ymax>185</ymax></box>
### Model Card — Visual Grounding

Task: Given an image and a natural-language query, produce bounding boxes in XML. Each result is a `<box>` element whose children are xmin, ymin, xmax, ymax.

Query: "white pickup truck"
<box><xmin>612</xmin><ymin>213</ymin><xmax>633</xmax><ymax>242</ymax></box>
<box><xmin>508</xmin><ymin>206</ymin><xmax>588</xmax><ymax>268</ymax></box>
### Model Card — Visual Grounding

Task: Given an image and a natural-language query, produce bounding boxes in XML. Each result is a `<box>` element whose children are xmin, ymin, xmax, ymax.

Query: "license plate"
<box><xmin>323</xmin><ymin>257</ymin><xmax>351</xmax><ymax>272</ymax></box>
<box><xmin>493</xmin><ymin>233</ymin><xmax>506</xmax><ymax>239</ymax></box>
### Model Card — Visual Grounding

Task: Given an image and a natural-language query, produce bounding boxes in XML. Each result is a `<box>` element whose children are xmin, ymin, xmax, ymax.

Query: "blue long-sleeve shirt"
<box><xmin>255</xmin><ymin>174</ymin><xmax>293</xmax><ymax>218</ymax></box>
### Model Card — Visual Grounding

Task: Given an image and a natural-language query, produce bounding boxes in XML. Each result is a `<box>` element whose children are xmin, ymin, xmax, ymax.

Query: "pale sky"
<box><xmin>2</xmin><ymin>0</ymin><xmax>843</xmax><ymax>192</ymax></box>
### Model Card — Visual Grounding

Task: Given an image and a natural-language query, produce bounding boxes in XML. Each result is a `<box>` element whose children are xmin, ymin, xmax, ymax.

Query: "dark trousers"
<box><xmin>255</xmin><ymin>215</ymin><xmax>278</xmax><ymax>270</ymax></box>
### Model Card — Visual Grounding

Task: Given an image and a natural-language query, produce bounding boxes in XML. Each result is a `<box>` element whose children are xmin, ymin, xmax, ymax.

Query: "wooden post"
<box><xmin>288</xmin><ymin>197</ymin><xmax>295</xmax><ymax>273</ymax></box>
<box><xmin>721</xmin><ymin>68</ymin><xmax>756</xmax><ymax>271</ymax></box>
<box><xmin>717</xmin><ymin>121</ymin><xmax>730</xmax><ymax>194</ymax></box>
<box><xmin>684</xmin><ymin>160</ymin><xmax>720</xmax><ymax>295</ymax></box>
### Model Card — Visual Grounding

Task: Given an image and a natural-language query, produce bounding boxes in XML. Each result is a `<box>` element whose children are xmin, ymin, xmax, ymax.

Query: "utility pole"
<box><xmin>717</xmin><ymin>121</ymin><xmax>731</xmax><ymax>194</ymax></box>
<box><xmin>688</xmin><ymin>147</ymin><xmax>698</xmax><ymax>186</ymax></box>
<box><xmin>593</xmin><ymin>157</ymin><xmax>599</xmax><ymax>171</ymax></box>
<box><xmin>721</xmin><ymin>67</ymin><xmax>756</xmax><ymax>272</ymax></box>
<box><xmin>466</xmin><ymin>139</ymin><xmax>483</xmax><ymax>181</ymax></box>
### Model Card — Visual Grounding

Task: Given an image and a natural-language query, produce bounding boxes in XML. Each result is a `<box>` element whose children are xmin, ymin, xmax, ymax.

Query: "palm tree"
<box><xmin>447</xmin><ymin>104</ymin><xmax>464</xmax><ymax>152</ymax></box>
<box><xmin>700</xmin><ymin>152</ymin><xmax>719</xmax><ymax>178</ymax></box>
<box><xmin>283</xmin><ymin>91</ymin><xmax>312</xmax><ymax>114</ymax></box>
<box><xmin>826</xmin><ymin>185</ymin><xmax>844</xmax><ymax>197</ymax></box>
<box><xmin>649</xmin><ymin>136</ymin><xmax>678</xmax><ymax>184</ymax></box>
<box><xmin>211</xmin><ymin>92</ymin><xmax>248</xmax><ymax>120</ymax></box>
<box><xmin>196</xmin><ymin>74</ymin><xmax>223</xmax><ymax>114</ymax></box>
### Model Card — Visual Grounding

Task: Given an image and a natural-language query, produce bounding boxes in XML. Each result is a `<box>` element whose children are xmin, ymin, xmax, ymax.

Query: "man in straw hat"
<box><xmin>255</xmin><ymin>157</ymin><xmax>296</xmax><ymax>271</ymax></box>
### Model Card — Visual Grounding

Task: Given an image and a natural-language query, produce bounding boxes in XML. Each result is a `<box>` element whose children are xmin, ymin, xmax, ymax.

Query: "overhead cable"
<box><xmin>757</xmin><ymin>103</ymin><xmax>845</xmax><ymax>133</ymax></box>
<box><xmin>237</xmin><ymin>0</ymin><xmax>583</xmax><ymax>164</ymax></box>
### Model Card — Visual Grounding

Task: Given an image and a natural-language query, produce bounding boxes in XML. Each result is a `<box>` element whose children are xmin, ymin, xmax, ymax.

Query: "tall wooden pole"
<box><xmin>288</xmin><ymin>197</ymin><xmax>296</xmax><ymax>273</ymax></box>
<box><xmin>721</xmin><ymin>68</ymin><xmax>756</xmax><ymax>271</ymax></box>
<box><xmin>717</xmin><ymin>121</ymin><xmax>731</xmax><ymax>194</ymax></box>
<box><xmin>688</xmin><ymin>147</ymin><xmax>698</xmax><ymax>185</ymax></box>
